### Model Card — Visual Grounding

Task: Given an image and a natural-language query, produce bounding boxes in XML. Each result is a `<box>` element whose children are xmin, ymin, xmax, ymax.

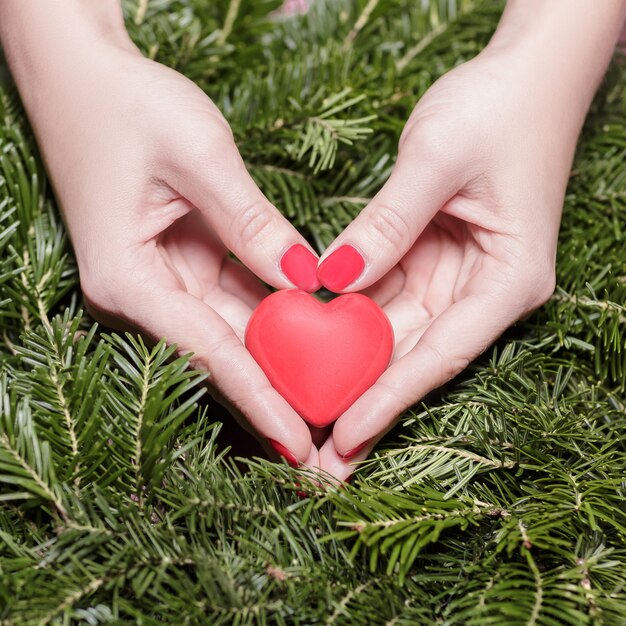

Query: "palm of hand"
<box><xmin>154</xmin><ymin>210</ymin><xmax>269</xmax><ymax>342</ymax></box>
<box><xmin>316</xmin><ymin>211</ymin><xmax>515</xmax><ymax>481</ymax></box>
<box><xmin>371</xmin><ymin>213</ymin><xmax>506</xmax><ymax>361</ymax></box>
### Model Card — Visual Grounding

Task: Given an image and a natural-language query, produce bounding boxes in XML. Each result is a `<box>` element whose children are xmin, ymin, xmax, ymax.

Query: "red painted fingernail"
<box><xmin>342</xmin><ymin>438</ymin><xmax>372</xmax><ymax>460</ymax></box>
<box><xmin>317</xmin><ymin>245</ymin><xmax>365</xmax><ymax>292</ymax></box>
<box><xmin>268</xmin><ymin>439</ymin><xmax>299</xmax><ymax>467</ymax></box>
<box><xmin>280</xmin><ymin>244</ymin><xmax>321</xmax><ymax>292</ymax></box>
<box><xmin>294</xmin><ymin>482</ymin><xmax>309</xmax><ymax>499</ymax></box>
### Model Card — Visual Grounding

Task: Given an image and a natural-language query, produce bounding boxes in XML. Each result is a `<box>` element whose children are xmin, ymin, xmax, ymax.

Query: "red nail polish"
<box><xmin>268</xmin><ymin>439</ymin><xmax>299</xmax><ymax>467</ymax></box>
<box><xmin>294</xmin><ymin>481</ymin><xmax>309</xmax><ymax>499</ymax></box>
<box><xmin>342</xmin><ymin>439</ymin><xmax>372</xmax><ymax>460</ymax></box>
<box><xmin>280</xmin><ymin>244</ymin><xmax>321</xmax><ymax>292</ymax></box>
<box><xmin>317</xmin><ymin>245</ymin><xmax>365</xmax><ymax>292</ymax></box>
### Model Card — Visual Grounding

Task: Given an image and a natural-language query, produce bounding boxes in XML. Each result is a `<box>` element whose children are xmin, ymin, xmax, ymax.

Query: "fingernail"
<box><xmin>294</xmin><ymin>481</ymin><xmax>309</xmax><ymax>499</ymax></box>
<box><xmin>280</xmin><ymin>244</ymin><xmax>321</xmax><ymax>292</ymax></box>
<box><xmin>342</xmin><ymin>438</ymin><xmax>373</xmax><ymax>460</ymax></box>
<box><xmin>268</xmin><ymin>439</ymin><xmax>299</xmax><ymax>467</ymax></box>
<box><xmin>317</xmin><ymin>245</ymin><xmax>365</xmax><ymax>292</ymax></box>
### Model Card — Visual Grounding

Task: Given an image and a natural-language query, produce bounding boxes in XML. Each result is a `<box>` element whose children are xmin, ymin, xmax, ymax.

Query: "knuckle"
<box><xmin>80</xmin><ymin>266</ymin><xmax>125</xmax><ymax>320</ymax></box>
<box><xmin>173</xmin><ymin>117</ymin><xmax>235</xmax><ymax>168</ymax></box>
<box><xmin>420</xmin><ymin>341</ymin><xmax>470</xmax><ymax>383</ymax></box>
<box><xmin>203</xmin><ymin>118</ymin><xmax>235</xmax><ymax>148</ymax></box>
<box><xmin>233</xmin><ymin>202</ymin><xmax>275</xmax><ymax>249</ymax></box>
<box><xmin>188</xmin><ymin>123</ymin><xmax>234</xmax><ymax>161</ymax></box>
<box><xmin>367</xmin><ymin>204</ymin><xmax>412</xmax><ymax>250</ymax></box>
<box><xmin>204</xmin><ymin>331</ymin><xmax>244</xmax><ymax>367</ymax></box>
<box><xmin>521</xmin><ymin>260</ymin><xmax>557</xmax><ymax>310</ymax></box>
<box><xmin>374</xmin><ymin>379</ymin><xmax>411</xmax><ymax>413</ymax></box>
<box><xmin>399</xmin><ymin>122</ymin><xmax>443</xmax><ymax>158</ymax></box>
<box><xmin>232</xmin><ymin>379</ymin><xmax>273</xmax><ymax>419</ymax></box>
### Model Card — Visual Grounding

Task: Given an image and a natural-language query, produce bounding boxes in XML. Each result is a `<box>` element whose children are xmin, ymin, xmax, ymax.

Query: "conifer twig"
<box><xmin>396</xmin><ymin>1</ymin><xmax>476</xmax><ymax>72</ymax></box>
<box><xmin>217</xmin><ymin>0</ymin><xmax>242</xmax><ymax>46</ymax></box>
<box><xmin>343</xmin><ymin>0</ymin><xmax>380</xmax><ymax>48</ymax></box>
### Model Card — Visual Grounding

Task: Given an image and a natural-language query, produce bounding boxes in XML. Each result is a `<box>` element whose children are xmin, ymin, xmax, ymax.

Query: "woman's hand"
<box><xmin>0</xmin><ymin>3</ymin><xmax>322</xmax><ymax>467</ymax></box>
<box><xmin>315</xmin><ymin>0</ymin><xmax>626</xmax><ymax>481</ymax></box>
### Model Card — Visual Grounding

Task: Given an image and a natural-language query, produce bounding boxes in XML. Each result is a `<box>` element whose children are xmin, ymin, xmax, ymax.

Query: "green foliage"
<box><xmin>1</xmin><ymin>0</ymin><xmax>626</xmax><ymax>624</ymax></box>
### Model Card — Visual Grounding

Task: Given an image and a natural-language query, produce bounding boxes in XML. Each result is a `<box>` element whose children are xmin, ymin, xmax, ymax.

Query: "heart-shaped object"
<box><xmin>245</xmin><ymin>289</ymin><xmax>394</xmax><ymax>427</ymax></box>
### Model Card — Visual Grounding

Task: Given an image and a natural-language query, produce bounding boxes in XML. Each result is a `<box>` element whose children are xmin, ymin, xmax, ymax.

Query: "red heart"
<box><xmin>245</xmin><ymin>289</ymin><xmax>394</xmax><ymax>428</ymax></box>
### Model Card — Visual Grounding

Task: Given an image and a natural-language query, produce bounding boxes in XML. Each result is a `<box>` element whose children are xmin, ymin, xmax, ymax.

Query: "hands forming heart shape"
<box><xmin>12</xmin><ymin>2</ymin><xmax>610</xmax><ymax>483</ymax></box>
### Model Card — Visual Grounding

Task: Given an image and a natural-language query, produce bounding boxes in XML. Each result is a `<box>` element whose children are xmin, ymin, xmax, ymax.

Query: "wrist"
<box><xmin>0</xmin><ymin>2</ymin><xmax>137</xmax><ymax>91</ymax></box>
<box><xmin>0</xmin><ymin>1</ymin><xmax>133</xmax><ymax>50</ymax></box>
<box><xmin>0</xmin><ymin>3</ymin><xmax>143</xmax><ymax>173</ymax></box>
<box><xmin>483</xmin><ymin>1</ymin><xmax>626</xmax><ymax>129</ymax></box>
<box><xmin>485</xmin><ymin>0</ymin><xmax>626</xmax><ymax>111</ymax></box>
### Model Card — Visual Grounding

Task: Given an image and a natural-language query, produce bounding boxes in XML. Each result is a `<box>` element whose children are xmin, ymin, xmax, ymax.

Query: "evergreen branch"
<box><xmin>343</xmin><ymin>0</ymin><xmax>380</xmax><ymax>48</ymax></box>
<box><xmin>104</xmin><ymin>333</ymin><xmax>207</xmax><ymax>499</ymax></box>
<box><xmin>325</xmin><ymin>581</ymin><xmax>372</xmax><ymax>625</ymax></box>
<box><xmin>325</xmin><ymin>488</ymin><xmax>509</xmax><ymax>582</ymax></box>
<box><xmin>551</xmin><ymin>289</ymin><xmax>626</xmax><ymax>325</ymax></box>
<box><xmin>0</xmin><ymin>432</ymin><xmax>68</xmax><ymax>523</ymax></box>
<box><xmin>321</xmin><ymin>195</ymin><xmax>370</xmax><ymax>206</ymax></box>
<box><xmin>133</xmin><ymin>343</ymin><xmax>152</xmax><ymax>508</ymax></box>
<box><xmin>12</xmin><ymin>314</ymin><xmax>110</xmax><ymax>488</ymax></box>
<box><xmin>523</xmin><ymin>548</ymin><xmax>544</xmax><ymax>626</ymax></box>
<box><xmin>382</xmin><ymin>443</ymin><xmax>516</xmax><ymax>469</ymax></box>
<box><xmin>48</xmin><ymin>366</ymin><xmax>79</xmax><ymax>484</ymax></box>
<box><xmin>171</xmin><ymin>496</ymin><xmax>267</xmax><ymax>521</ymax></box>
<box><xmin>38</xmin><ymin>577</ymin><xmax>106</xmax><ymax>626</ymax></box>
<box><xmin>217</xmin><ymin>0</ymin><xmax>243</xmax><ymax>46</ymax></box>
<box><xmin>289</xmin><ymin>88</ymin><xmax>376</xmax><ymax>173</ymax></box>
<box><xmin>396</xmin><ymin>0</ymin><xmax>477</xmax><ymax>73</ymax></box>
<box><xmin>134</xmin><ymin>0</ymin><xmax>149</xmax><ymax>25</ymax></box>
<box><xmin>346</xmin><ymin>502</ymin><xmax>504</xmax><ymax>532</ymax></box>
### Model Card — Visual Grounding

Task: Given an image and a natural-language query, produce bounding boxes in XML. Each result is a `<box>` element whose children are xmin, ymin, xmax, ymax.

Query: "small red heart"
<box><xmin>245</xmin><ymin>289</ymin><xmax>394</xmax><ymax>427</ymax></box>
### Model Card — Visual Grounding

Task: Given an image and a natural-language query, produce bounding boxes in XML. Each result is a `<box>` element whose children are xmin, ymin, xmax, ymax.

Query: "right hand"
<box><xmin>28</xmin><ymin>37</ymin><xmax>321</xmax><ymax>467</ymax></box>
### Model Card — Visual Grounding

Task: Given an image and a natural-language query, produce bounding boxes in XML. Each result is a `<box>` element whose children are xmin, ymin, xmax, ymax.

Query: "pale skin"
<box><xmin>1</xmin><ymin>1</ymin><xmax>625</xmax><ymax>483</ymax></box>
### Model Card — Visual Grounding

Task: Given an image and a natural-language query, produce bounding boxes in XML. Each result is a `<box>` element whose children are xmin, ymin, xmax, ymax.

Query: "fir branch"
<box><xmin>523</xmin><ymin>549</ymin><xmax>545</xmax><ymax>626</ymax></box>
<box><xmin>288</xmin><ymin>88</ymin><xmax>376</xmax><ymax>173</ymax></box>
<box><xmin>217</xmin><ymin>0</ymin><xmax>243</xmax><ymax>46</ymax></box>
<box><xmin>343</xmin><ymin>0</ymin><xmax>380</xmax><ymax>48</ymax></box>
<box><xmin>104</xmin><ymin>333</ymin><xmax>208</xmax><ymax>500</ymax></box>
<box><xmin>0</xmin><ymin>382</ymin><xmax>69</xmax><ymax>522</ymax></box>
<box><xmin>551</xmin><ymin>288</ymin><xmax>626</xmax><ymax>325</ymax></box>
<box><xmin>134</xmin><ymin>0</ymin><xmax>149</xmax><ymax>25</ymax></box>
<box><xmin>38</xmin><ymin>577</ymin><xmax>107</xmax><ymax>626</ymax></box>
<box><xmin>396</xmin><ymin>0</ymin><xmax>477</xmax><ymax>72</ymax></box>
<box><xmin>325</xmin><ymin>581</ymin><xmax>372</xmax><ymax>625</ymax></box>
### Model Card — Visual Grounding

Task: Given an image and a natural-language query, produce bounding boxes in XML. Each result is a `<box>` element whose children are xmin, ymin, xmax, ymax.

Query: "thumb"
<box><xmin>169</xmin><ymin>123</ymin><xmax>321</xmax><ymax>292</ymax></box>
<box><xmin>317</xmin><ymin>139</ymin><xmax>463</xmax><ymax>292</ymax></box>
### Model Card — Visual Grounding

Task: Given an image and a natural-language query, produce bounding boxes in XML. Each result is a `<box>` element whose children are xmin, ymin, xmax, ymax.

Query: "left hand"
<box><xmin>313</xmin><ymin>46</ymin><xmax>583</xmax><ymax>481</ymax></box>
